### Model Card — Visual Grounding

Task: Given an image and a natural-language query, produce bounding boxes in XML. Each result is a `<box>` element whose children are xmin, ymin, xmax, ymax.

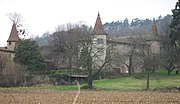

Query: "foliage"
<box><xmin>14</xmin><ymin>39</ymin><xmax>45</xmax><ymax>71</ymax></box>
<box><xmin>48</xmin><ymin>24</ymin><xmax>89</xmax><ymax>69</ymax></box>
<box><xmin>104</xmin><ymin>15</ymin><xmax>172</xmax><ymax>36</ymax></box>
<box><xmin>170</xmin><ymin>1</ymin><xmax>180</xmax><ymax>45</ymax></box>
<box><xmin>167</xmin><ymin>0</ymin><xmax>180</xmax><ymax>74</ymax></box>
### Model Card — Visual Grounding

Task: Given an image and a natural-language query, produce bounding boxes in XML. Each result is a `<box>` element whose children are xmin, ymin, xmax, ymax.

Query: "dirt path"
<box><xmin>0</xmin><ymin>90</ymin><xmax>179</xmax><ymax>104</ymax></box>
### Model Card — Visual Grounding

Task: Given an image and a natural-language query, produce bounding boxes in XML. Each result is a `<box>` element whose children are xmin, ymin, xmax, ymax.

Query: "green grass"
<box><xmin>93</xmin><ymin>69</ymin><xmax>180</xmax><ymax>91</ymax></box>
<box><xmin>93</xmin><ymin>77</ymin><xmax>145</xmax><ymax>90</ymax></box>
<box><xmin>93</xmin><ymin>75</ymin><xmax>180</xmax><ymax>91</ymax></box>
<box><xmin>0</xmin><ymin>85</ymin><xmax>79</xmax><ymax>92</ymax></box>
<box><xmin>0</xmin><ymin>70</ymin><xmax>179</xmax><ymax>91</ymax></box>
<box><xmin>46</xmin><ymin>85</ymin><xmax>79</xmax><ymax>91</ymax></box>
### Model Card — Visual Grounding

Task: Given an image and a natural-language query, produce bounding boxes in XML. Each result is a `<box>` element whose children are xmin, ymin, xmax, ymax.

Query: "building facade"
<box><xmin>91</xmin><ymin>12</ymin><xmax>107</xmax><ymax>68</ymax></box>
<box><xmin>0</xmin><ymin>22</ymin><xmax>20</xmax><ymax>60</ymax></box>
<box><xmin>92</xmin><ymin>13</ymin><xmax>160</xmax><ymax>73</ymax></box>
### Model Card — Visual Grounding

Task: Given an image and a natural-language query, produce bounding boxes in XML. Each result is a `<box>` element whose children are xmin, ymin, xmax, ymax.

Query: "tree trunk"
<box><xmin>175</xmin><ymin>69</ymin><xmax>179</xmax><ymax>74</ymax></box>
<box><xmin>168</xmin><ymin>70</ymin><xmax>171</xmax><ymax>75</ymax></box>
<box><xmin>167</xmin><ymin>61</ymin><xmax>174</xmax><ymax>75</ymax></box>
<box><xmin>146</xmin><ymin>69</ymin><xmax>150</xmax><ymax>90</ymax></box>
<box><xmin>88</xmin><ymin>68</ymin><xmax>93</xmax><ymax>89</ymax></box>
<box><xmin>68</xmin><ymin>57</ymin><xmax>72</xmax><ymax>69</ymax></box>
<box><xmin>152</xmin><ymin>66</ymin><xmax>155</xmax><ymax>74</ymax></box>
<box><xmin>87</xmin><ymin>57</ymin><xmax>93</xmax><ymax>89</ymax></box>
<box><xmin>88</xmin><ymin>77</ymin><xmax>93</xmax><ymax>89</ymax></box>
<box><xmin>167</xmin><ymin>67</ymin><xmax>174</xmax><ymax>75</ymax></box>
<box><xmin>128</xmin><ymin>55</ymin><xmax>132</xmax><ymax>75</ymax></box>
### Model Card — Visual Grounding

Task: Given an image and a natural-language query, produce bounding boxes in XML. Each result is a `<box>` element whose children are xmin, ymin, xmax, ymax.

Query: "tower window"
<box><xmin>97</xmin><ymin>39</ymin><xmax>104</xmax><ymax>44</ymax></box>
<box><xmin>9</xmin><ymin>54</ymin><xmax>11</xmax><ymax>58</ymax></box>
<box><xmin>9</xmin><ymin>42</ymin><xmax>11</xmax><ymax>45</ymax></box>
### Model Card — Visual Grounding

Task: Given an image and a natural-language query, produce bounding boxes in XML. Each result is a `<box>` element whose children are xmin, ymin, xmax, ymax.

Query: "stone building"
<box><xmin>91</xmin><ymin>12</ymin><xmax>107</xmax><ymax>67</ymax></box>
<box><xmin>92</xmin><ymin>13</ymin><xmax>160</xmax><ymax>73</ymax></box>
<box><xmin>0</xmin><ymin>22</ymin><xmax>20</xmax><ymax>60</ymax></box>
<box><xmin>108</xmin><ymin>19</ymin><xmax>160</xmax><ymax>73</ymax></box>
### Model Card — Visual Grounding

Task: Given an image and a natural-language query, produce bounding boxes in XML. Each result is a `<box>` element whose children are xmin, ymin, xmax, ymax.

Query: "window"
<box><xmin>9</xmin><ymin>54</ymin><xmax>11</xmax><ymax>58</ymax></box>
<box><xmin>9</xmin><ymin>42</ymin><xmax>11</xmax><ymax>45</ymax></box>
<box><xmin>97</xmin><ymin>39</ymin><xmax>104</xmax><ymax>44</ymax></box>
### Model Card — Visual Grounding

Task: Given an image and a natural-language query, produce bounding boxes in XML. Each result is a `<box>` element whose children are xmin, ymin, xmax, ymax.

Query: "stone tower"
<box><xmin>7</xmin><ymin>22</ymin><xmax>20</xmax><ymax>51</ymax></box>
<box><xmin>92</xmin><ymin>12</ymin><xmax>107</xmax><ymax>67</ymax></box>
<box><xmin>151</xmin><ymin>18</ymin><xmax>158</xmax><ymax>36</ymax></box>
<box><xmin>149</xmin><ymin>18</ymin><xmax>160</xmax><ymax>54</ymax></box>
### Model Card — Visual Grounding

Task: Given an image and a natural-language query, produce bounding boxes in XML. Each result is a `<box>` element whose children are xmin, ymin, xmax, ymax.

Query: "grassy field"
<box><xmin>0</xmin><ymin>70</ymin><xmax>179</xmax><ymax>91</ymax></box>
<box><xmin>93</xmin><ymin>72</ymin><xmax>180</xmax><ymax>91</ymax></box>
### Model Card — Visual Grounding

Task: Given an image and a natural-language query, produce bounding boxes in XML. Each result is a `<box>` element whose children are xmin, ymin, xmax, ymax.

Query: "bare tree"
<box><xmin>159</xmin><ymin>18</ymin><xmax>177</xmax><ymax>74</ymax></box>
<box><xmin>49</xmin><ymin>23</ymin><xmax>112</xmax><ymax>88</ymax></box>
<box><xmin>7</xmin><ymin>12</ymin><xmax>22</xmax><ymax>24</ymax></box>
<box><xmin>160</xmin><ymin>35</ymin><xmax>176</xmax><ymax>74</ymax></box>
<box><xmin>7</xmin><ymin>12</ymin><xmax>28</xmax><ymax>37</ymax></box>
<box><xmin>50</xmin><ymin>24</ymin><xmax>88</xmax><ymax>69</ymax></box>
<box><xmin>78</xmin><ymin>34</ymin><xmax>115</xmax><ymax>89</ymax></box>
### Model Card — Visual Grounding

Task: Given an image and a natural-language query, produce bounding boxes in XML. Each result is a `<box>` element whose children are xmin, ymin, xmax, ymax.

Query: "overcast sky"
<box><xmin>0</xmin><ymin>0</ymin><xmax>177</xmax><ymax>46</ymax></box>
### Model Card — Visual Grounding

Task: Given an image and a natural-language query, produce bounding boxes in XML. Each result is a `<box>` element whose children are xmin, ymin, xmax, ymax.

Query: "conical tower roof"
<box><xmin>7</xmin><ymin>22</ymin><xmax>20</xmax><ymax>42</ymax></box>
<box><xmin>151</xmin><ymin>18</ymin><xmax>158</xmax><ymax>35</ymax></box>
<box><xmin>93</xmin><ymin>12</ymin><xmax>106</xmax><ymax>35</ymax></box>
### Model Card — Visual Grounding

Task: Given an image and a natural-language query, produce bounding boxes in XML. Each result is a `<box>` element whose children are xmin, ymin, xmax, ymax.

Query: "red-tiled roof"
<box><xmin>93</xmin><ymin>12</ymin><xmax>107</xmax><ymax>35</ymax></box>
<box><xmin>151</xmin><ymin>19</ymin><xmax>158</xmax><ymax>35</ymax></box>
<box><xmin>7</xmin><ymin>23</ymin><xmax>20</xmax><ymax>42</ymax></box>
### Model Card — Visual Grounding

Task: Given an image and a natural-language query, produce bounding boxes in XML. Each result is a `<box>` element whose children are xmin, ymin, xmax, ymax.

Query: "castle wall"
<box><xmin>0</xmin><ymin>49</ymin><xmax>15</xmax><ymax>60</ymax></box>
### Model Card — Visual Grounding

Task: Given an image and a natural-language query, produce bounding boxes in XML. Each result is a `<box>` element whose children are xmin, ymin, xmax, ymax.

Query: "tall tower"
<box><xmin>149</xmin><ymin>18</ymin><xmax>160</xmax><ymax>54</ymax></box>
<box><xmin>7</xmin><ymin>22</ymin><xmax>20</xmax><ymax>51</ymax></box>
<box><xmin>151</xmin><ymin>18</ymin><xmax>158</xmax><ymax>36</ymax></box>
<box><xmin>92</xmin><ymin>12</ymin><xmax>107</xmax><ymax>67</ymax></box>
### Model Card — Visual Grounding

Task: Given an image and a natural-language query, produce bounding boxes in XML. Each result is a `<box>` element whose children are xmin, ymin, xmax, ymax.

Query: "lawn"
<box><xmin>93</xmin><ymin>70</ymin><xmax>180</xmax><ymax>91</ymax></box>
<box><xmin>93</xmin><ymin>75</ymin><xmax>180</xmax><ymax>91</ymax></box>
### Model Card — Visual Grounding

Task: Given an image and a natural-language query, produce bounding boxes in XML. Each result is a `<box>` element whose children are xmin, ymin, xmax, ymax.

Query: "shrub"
<box><xmin>0</xmin><ymin>54</ymin><xmax>28</xmax><ymax>87</ymax></box>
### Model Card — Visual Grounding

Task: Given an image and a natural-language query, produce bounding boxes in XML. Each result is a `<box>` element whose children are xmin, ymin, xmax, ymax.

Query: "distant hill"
<box><xmin>103</xmin><ymin>15</ymin><xmax>172</xmax><ymax>36</ymax></box>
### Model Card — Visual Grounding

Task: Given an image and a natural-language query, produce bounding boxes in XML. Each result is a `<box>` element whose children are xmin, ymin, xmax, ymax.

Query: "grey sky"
<box><xmin>0</xmin><ymin>0</ymin><xmax>177</xmax><ymax>46</ymax></box>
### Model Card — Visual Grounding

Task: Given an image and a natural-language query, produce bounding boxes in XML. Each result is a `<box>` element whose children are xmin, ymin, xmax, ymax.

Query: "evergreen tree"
<box><xmin>169</xmin><ymin>0</ymin><xmax>180</xmax><ymax>74</ymax></box>
<box><xmin>170</xmin><ymin>0</ymin><xmax>180</xmax><ymax>50</ymax></box>
<box><xmin>14</xmin><ymin>39</ymin><xmax>45</xmax><ymax>72</ymax></box>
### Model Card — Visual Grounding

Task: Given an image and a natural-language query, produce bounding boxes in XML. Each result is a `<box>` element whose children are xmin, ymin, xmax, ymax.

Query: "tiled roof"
<box><xmin>93</xmin><ymin>12</ymin><xmax>107</xmax><ymax>35</ymax></box>
<box><xmin>151</xmin><ymin>19</ymin><xmax>158</xmax><ymax>35</ymax></box>
<box><xmin>0</xmin><ymin>47</ymin><xmax>14</xmax><ymax>53</ymax></box>
<box><xmin>7</xmin><ymin>23</ymin><xmax>20</xmax><ymax>42</ymax></box>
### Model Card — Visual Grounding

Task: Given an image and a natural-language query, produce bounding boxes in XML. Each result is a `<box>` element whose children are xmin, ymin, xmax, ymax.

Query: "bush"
<box><xmin>0</xmin><ymin>55</ymin><xmax>28</xmax><ymax>87</ymax></box>
<box><xmin>48</xmin><ymin>73</ymin><xmax>69</xmax><ymax>84</ymax></box>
